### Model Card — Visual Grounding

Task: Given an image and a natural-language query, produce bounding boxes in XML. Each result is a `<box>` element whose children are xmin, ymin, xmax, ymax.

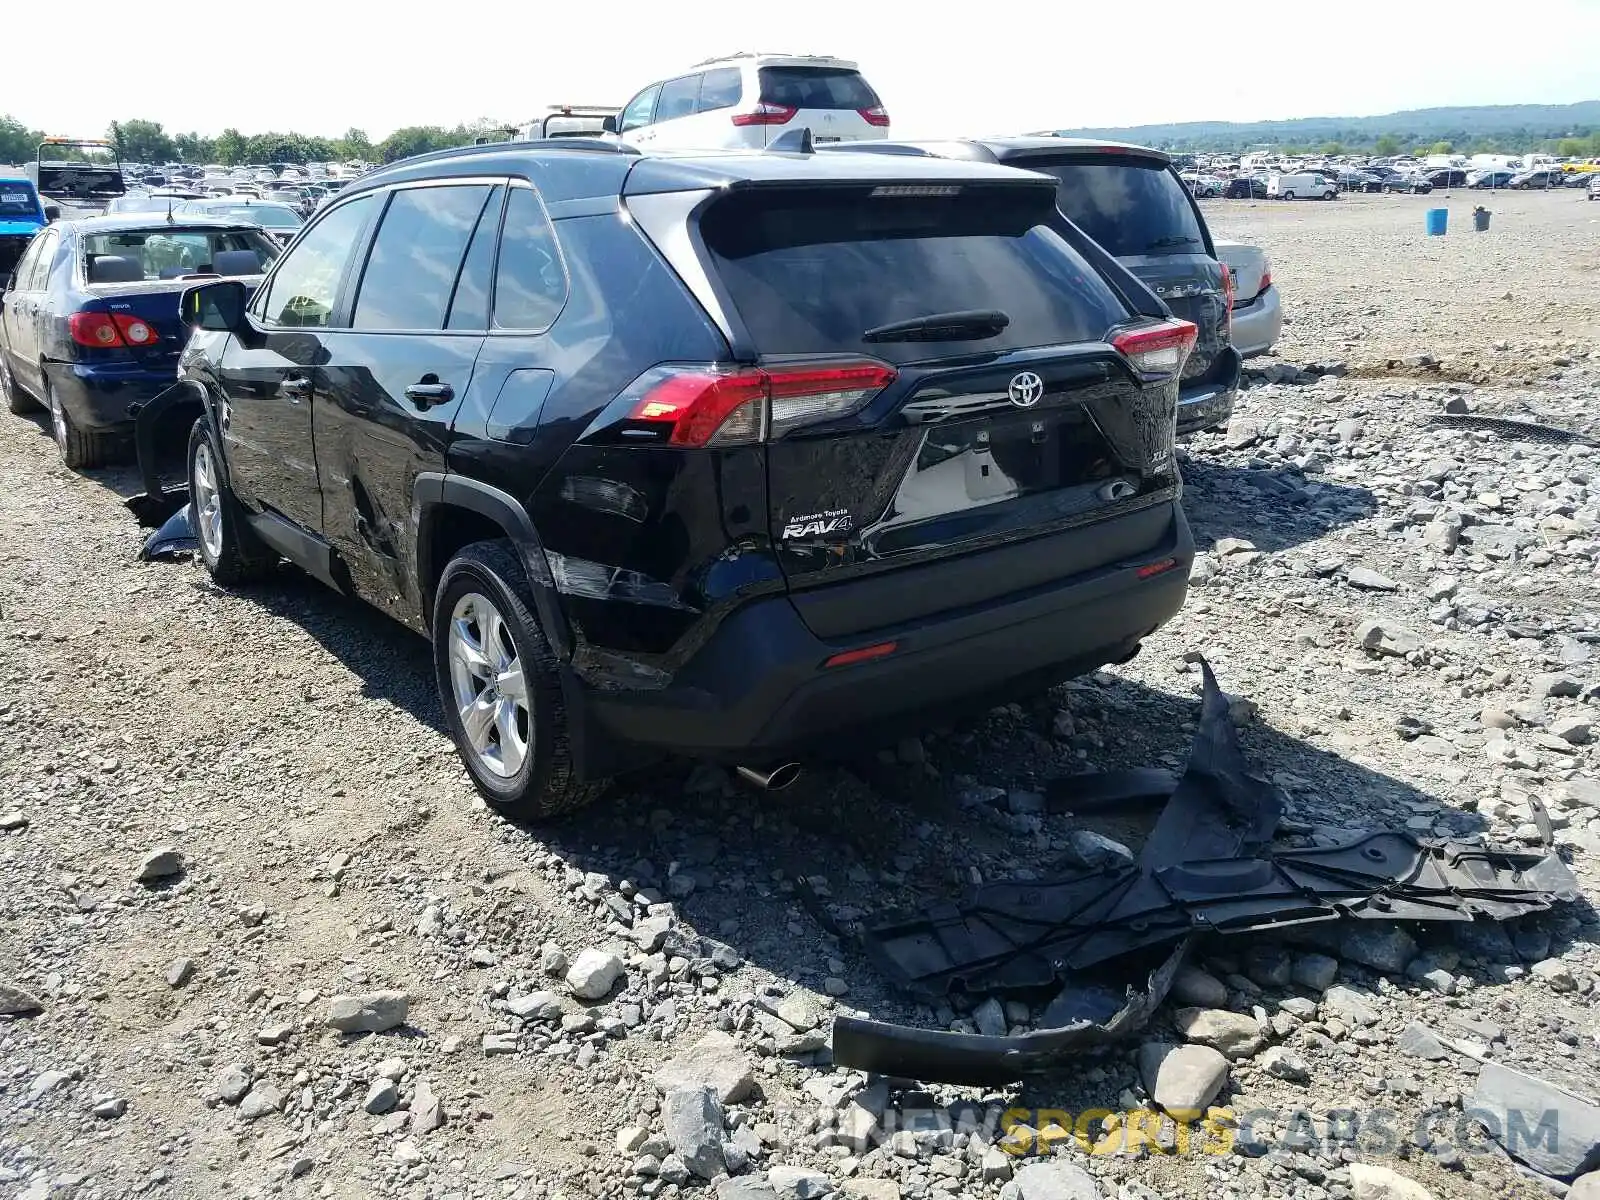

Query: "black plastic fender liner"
<box><xmin>126</xmin><ymin>381</ymin><xmax>207</xmax><ymax>526</ymax></box>
<box><xmin>139</xmin><ymin>502</ymin><xmax>198</xmax><ymax>561</ymax></box>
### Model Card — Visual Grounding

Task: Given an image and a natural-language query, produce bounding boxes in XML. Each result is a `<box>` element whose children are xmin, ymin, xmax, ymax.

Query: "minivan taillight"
<box><xmin>622</xmin><ymin>362</ymin><xmax>897</xmax><ymax>446</ymax></box>
<box><xmin>858</xmin><ymin>106</ymin><xmax>891</xmax><ymax>127</ymax></box>
<box><xmin>1112</xmin><ymin>319</ymin><xmax>1199</xmax><ymax>379</ymax></box>
<box><xmin>731</xmin><ymin>103</ymin><xmax>798</xmax><ymax>127</ymax></box>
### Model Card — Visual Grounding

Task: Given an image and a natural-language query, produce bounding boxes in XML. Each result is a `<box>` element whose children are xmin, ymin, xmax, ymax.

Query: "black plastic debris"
<box><xmin>139</xmin><ymin>502</ymin><xmax>198</xmax><ymax>562</ymax></box>
<box><xmin>1426</xmin><ymin>413</ymin><xmax>1600</xmax><ymax>448</ymax></box>
<box><xmin>831</xmin><ymin>659</ymin><xmax>1580</xmax><ymax>1086</ymax></box>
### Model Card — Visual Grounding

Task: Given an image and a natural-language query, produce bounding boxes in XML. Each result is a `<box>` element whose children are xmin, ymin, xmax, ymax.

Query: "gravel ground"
<box><xmin>4</xmin><ymin>189</ymin><xmax>1600</xmax><ymax>1200</ymax></box>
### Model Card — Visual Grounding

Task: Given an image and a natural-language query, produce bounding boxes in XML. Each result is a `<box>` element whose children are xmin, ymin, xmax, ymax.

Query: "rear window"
<box><xmin>701</xmin><ymin>185</ymin><xmax>1128</xmax><ymax>364</ymax></box>
<box><xmin>82</xmin><ymin>228</ymin><xmax>280</xmax><ymax>280</ymax></box>
<box><xmin>0</xmin><ymin>186</ymin><xmax>40</xmax><ymax>218</ymax></box>
<box><xmin>758</xmin><ymin>66</ymin><xmax>879</xmax><ymax>110</ymax></box>
<box><xmin>1035</xmin><ymin>158</ymin><xmax>1206</xmax><ymax>259</ymax></box>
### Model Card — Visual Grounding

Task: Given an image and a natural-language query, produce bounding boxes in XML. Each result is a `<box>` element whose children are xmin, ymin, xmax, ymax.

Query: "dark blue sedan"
<box><xmin>0</xmin><ymin>214</ymin><xmax>279</xmax><ymax>467</ymax></box>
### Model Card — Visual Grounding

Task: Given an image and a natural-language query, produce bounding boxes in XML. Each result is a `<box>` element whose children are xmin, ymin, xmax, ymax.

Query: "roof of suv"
<box><xmin>689</xmin><ymin>52</ymin><xmax>862</xmax><ymax>70</ymax></box>
<box><xmin>346</xmin><ymin>142</ymin><xmax>1058</xmax><ymax>206</ymax></box>
<box><xmin>822</xmin><ymin>136</ymin><xmax>1171</xmax><ymax>166</ymax></box>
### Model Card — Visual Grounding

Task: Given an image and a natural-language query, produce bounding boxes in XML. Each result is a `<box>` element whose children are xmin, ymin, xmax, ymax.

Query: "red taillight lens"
<box><xmin>68</xmin><ymin>312</ymin><xmax>124</xmax><ymax>348</ymax></box>
<box><xmin>623</xmin><ymin>362</ymin><xmax>897</xmax><ymax>447</ymax></box>
<box><xmin>1258</xmin><ymin>266</ymin><xmax>1272</xmax><ymax>294</ymax></box>
<box><xmin>857</xmin><ymin>106</ymin><xmax>891</xmax><ymax>128</ymax></box>
<box><xmin>1112</xmin><ymin>319</ymin><xmax>1199</xmax><ymax>378</ymax></box>
<box><xmin>1219</xmin><ymin>263</ymin><xmax>1235</xmax><ymax>314</ymax></box>
<box><xmin>823</xmin><ymin>641</ymin><xmax>898</xmax><ymax>669</ymax></box>
<box><xmin>731</xmin><ymin>103</ymin><xmax>798</xmax><ymax>127</ymax></box>
<box><xmin>112</xmin><ymin>313</ymin><xmax>159</xmax><ymax>345</ymax></box>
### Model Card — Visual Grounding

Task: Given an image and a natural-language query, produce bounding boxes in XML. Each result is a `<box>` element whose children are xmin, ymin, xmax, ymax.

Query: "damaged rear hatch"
<box><xmin>696</xmin><ymin>179</ymin><xmax>1189</xmax><ymax>640</ymax></box>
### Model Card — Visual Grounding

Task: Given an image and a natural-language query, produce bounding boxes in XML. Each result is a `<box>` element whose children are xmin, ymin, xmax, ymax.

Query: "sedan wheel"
<box><xmin>447</xmin><ymin>591</ymin><xmax>531</xmax><ymax>779</ymax></box>
<box><xmin>0</xmin><ymin>353</ymin><xmax>35</xmax><ymax>415</ymax></box>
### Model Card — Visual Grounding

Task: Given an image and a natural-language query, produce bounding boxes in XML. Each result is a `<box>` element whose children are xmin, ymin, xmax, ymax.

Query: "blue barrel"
<box><xmin>1426</xmin><ymin>208</ymin><xmax>1448</xmax><ymax>236</ymax></box>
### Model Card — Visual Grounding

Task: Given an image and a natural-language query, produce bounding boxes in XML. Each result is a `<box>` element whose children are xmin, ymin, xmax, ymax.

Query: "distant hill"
<box><xmin>1050</xmin><ymin>101</ymin><xmax>1600</xmax><ymax>154</ymax></box>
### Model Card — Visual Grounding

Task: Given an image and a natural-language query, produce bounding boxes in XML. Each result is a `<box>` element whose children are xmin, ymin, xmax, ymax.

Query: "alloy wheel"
<box><xmin>191</xmin><ymin>439</ymin><xmax>224</xmax><ymax>560</ymax></box>
<box><xmin>0</xmin><ymin>356</ymin><xmax>13</xmax><ymax>405</ymax></box>
<box><xmin>47</xmin><ymin>382</ymin><xmax>67</xmax><ymax>451</ymax></box>
<box><xmin>447</xmin><ymin>591</ymin><xmax>531</xmax><ymax>778</ymax></box>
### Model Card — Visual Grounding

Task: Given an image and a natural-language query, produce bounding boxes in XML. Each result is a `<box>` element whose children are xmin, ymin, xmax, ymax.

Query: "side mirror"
<box><xmin>601</xmin><ymin>115</ymin><xmax>619</xmax><ymax>134</ymax></box>
<box><xmin>182</xmin><ymin>279</ymin><xmax>248</xmax><ymax>333</ymax></box>
<box><xmin>42</xmin><ymin>205</ymin><xmax>60</xmax><ymax>222</ymax></box>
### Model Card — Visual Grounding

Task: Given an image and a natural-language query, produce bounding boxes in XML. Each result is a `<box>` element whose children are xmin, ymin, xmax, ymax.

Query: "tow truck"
<box><xmin>517</xmin><ymin>105</ymin><xmax>620</xmax><ymax>140</ymax></box>
<box><xmin>23</xmin><ymin>137</ymin><xmax>127</xmax><ymax>216</ymax></box>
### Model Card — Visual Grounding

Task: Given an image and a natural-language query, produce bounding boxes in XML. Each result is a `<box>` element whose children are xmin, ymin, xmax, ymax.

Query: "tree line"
<box><xmin>1</xmin><ymin>115</ymin><xmax>506</xmax><ymax>168</ymax></box>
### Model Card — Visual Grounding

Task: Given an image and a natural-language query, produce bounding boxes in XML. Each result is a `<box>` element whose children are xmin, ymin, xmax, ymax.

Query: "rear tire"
<box><xmin>1</xmin><ymin>353</ymin><xmax>37</xmax><ymax>415</ymax></box>
<box><xmin>432</xmin><ymin>540</ymin><xmax>606</xmax><ymax>822</ymax></box>
<box><xmin>46</xmin><ymin>376</ymin><xmax>114</xmax><ymax>469</ymax></box>
<box><xmin>1282</xmin><ymin>191</ymin><xmax>1295</xmax><ymax>201</ymax></box>
<box><xmin>188</xmin><ymin>419</ymin><xmax>275</xmax><ymax>585</ymax></box>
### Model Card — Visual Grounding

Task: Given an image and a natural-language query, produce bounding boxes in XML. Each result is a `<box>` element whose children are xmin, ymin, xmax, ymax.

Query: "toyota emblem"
<box><xmin>1008</xmin><ymin>371</ymin><xmax>1044</xmax><ymax>408</ymax></box>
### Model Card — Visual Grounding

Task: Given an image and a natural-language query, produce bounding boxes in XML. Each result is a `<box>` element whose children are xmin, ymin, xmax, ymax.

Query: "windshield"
<box><xmin>39</xmin><ymin>141</ymin><xmax>118</xmax><ymax>166</ymax></box>
<box><xmin>701</xmin><ymin>184</ymin><xmax>1128</xmax><ymax>365</ymax></box>
<box><xmin>82</xmin><ymin>228</ymin><xmax>281</xmax><ymax>280</ymax></box>
<box><xmin>0</xmin><ymin>185</ymin><xmax>41</xmax><ymax>219</ymax></box>
<box><xmin>1036</xmin><ymin>158</ymin><xmax>1207</xmax><ymax>258</ymax></box>
<box><xmin>193</xmin><ymin>204</ymin><xmax>302</xmax><ymax>229</ymax></box>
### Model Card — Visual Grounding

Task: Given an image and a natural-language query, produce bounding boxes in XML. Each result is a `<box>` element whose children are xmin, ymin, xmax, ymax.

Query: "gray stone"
<box><xmin>136</xmin><ymin>846</ymin><xmax>184</xmax><ymax>883</ymax></box>
<box><xmin>481</xmin><ymin>1032</ymin><xmax>518</xmax><ymax>1055</ymax></box>
<box><xmin>164</xmin><ymin>958</ymin><xmax>195</xmax><ymax>989</ymax></box>
<box><xmin>1011</xmin><ymin>1158</ymin><xmax>1104</xmax><ymax>1200</ymax></box>
<box><xmin>0</xmin><ymin>809</ymin><xmax>28</xmax><ymax>831</ymax></box>
<box><xmin>29</xmin><ymin>1070</ymin><xmax>71</xmax><ymax>1098</ymax></box>
<box><xmin>972</xmin><ymin>997</ymin><xmax>1007</xmax><ymax>1038</ymax></box>
<box><xmin>1138</xmin><ymin>1042</ymin><xmax>1229</xmax><ymax>1115</ymax></box>
<box><xmin>1570</xmin><ymin>1171</ymin><xmax>1600</xmax><ymax>1200</ymax></box>
<box><xmin>768</xmin><ymin>1165</ymin><xmax>831</xmax><ymax>1200</ymax></box>
<box><xmin>658</xmin><ymin>1155</ymin><xmax>691</xmax><ymax>1186</ymax></box>
<box><xmin>1172</xmin><ymin>966</ymin><xmax>1229</xmax><ymax>1008</ymax></box>
<box><xmin>617</xmin><ymin>1126</ymin><xmax>649</xmax><ymax>1154</ymax></box>
<box><xmin>717</xmin><ymin>1180</ymin><xmax>779</xmax><ymax>1200</ymax></box>
<box><xmin>1471</xmin><ymin>1061</ymin><xmax>1600</xmax><ymax>1178</ymax></box>
<box><xmin>0</xmin><ymin>981</ymin><xmax>43</xmax><ymax>1016</ymax></box>
<box><xmin>982</xmin><ymin>1144</ymin><xmax>1014</xmax><ymax>1182</ymax></box>
<box><xmin>1225</xmin><ymin>416</ymin><xmax>1264</xmax><ymax>449</ymax></box>
<box><xmin>1398</xmin><ymin>1022</ymin><xmax>1448</xmax><ymax>1061</ymax></box>
<box><xmin>566</xmin><ymin>948</ymin><xmax>624</xmax><ymax>1000</ymax></box>
<box><xmin>1063</xmin><ymin>829</ymin><xmax>1134</xmax><ymax>868</ymax></box>
<box><xmin>655</xmin><ymin>1031</ymin><xmax>756</xmax><ymax>1104</ymax></box>
<box><xmin>1347</xmin><ymin>566</ymin><xmax>1399</xmax><ymax>592</ymax></box>
<box><xmin>1552</xmin><ymin>716</ymin><xmax>1595</xmax><ymax>745</ymax></box>
<box><xmin>92</xmin><ymin>1096</ymin><xmax>127</xmax><ymax>1119</ymax></box>
<box><xmin>1322</xmin><ymin>985</ymin><xmax>1380</xmax><ymax>1027</ymax></box>
<box><xmin>1348</xmin><ymin>1163</ymin><xmax>1436</xmax><ymax>1200</ymax></box>
<box><xmin>1174</xmin><ymin>1008</ymin><xmax>1265</xmax><ymax>1059</ymax></box>
<box><xmin>325</xmin><ymin>991</ymin><xmax>409</xmax><ymax>1033</ymax></box>
<box><xmin>1260</xmin><ymin>1046</ymin><xmax>1310</xmax><ymax>1084</ymax></box>
<box><xmin>1531</xmin><ymin>957</ymin><xmax>1578</xmax><ymax>991</ymax></box>
<box><xmin>774</xmin><ymin>990</ymin><xmax>824</xmax><ymax>1032</ymax></box>
<box><xmin>1340</xmin><ymin>924</ymin><xmax>1418</xmax><ymax>974</ymax></box>
<box><xmin>1356</xmin><ymin>620</ymin><xmax>1424</xmax><ymax>657</ymax></box>
<box><xmin>662</xmin><ymin>1085</ymin><xmax>725</xmax><ymax>1180</ymax></box>
<box><xmin>1559</xmin><ymin>779</ymin><xmax>1600</xmax><ymax>811</ymax></box>
<box><xmin>364</xmin><ymin>1078</ymin><xmax>399</xmax><ymax>1115</ymax></box>
<box><xmin>1534</xmin><ymin>673</ymin><xmax>1584</xmax><ymax>699</ymax></box>
<box><xmin>215</xmin><ymin>1064</ymin><xmax>252</xmax><ymax>1104</ymax></box>
<box><xmin>410</xmin><ymin>1078</ymin><xmax>443</xmax><ymax>1134</ymax></box>
<box><xmin>1246</xmin><ymin>945</ymin><xmax>1292</xmax><ymax>988</ymax></box>
<box><xmin>1291</xmin><ymin>953</ymin><xmax>1339</xmax><ymax>992</ymax></box>
<box><xmin>238</xmin><ymin>1083</ymin><xmax>284</xmax><ymax>1121</ymax></box>
<box><xmin>506</xmin><ymin>989</ymin><xmax>562</xmax><ymax>1021</ymax></box>
<box><xmin>541</xmin><ymin>942</ymin><xmax>568</xmax><ymax>976</ymax></box>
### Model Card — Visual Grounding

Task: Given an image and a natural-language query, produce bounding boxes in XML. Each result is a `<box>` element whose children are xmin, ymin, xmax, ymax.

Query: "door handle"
<box><xmin>282</xmin><ymin>376</ymin><xmax>311</xmax><ymax>398</ymax></box>
<box><xmin>404</xmin><ymin>382</ymin><xmax>454</xmax><ymax>410</ymax></box>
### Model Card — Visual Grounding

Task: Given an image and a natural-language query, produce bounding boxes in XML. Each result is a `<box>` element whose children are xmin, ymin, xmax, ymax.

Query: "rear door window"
<box><xmin>353</xmin><ymin>183</ymin><xmax>493</xmax><ymax>330</ymax></box>
<box><xmin>1035</xmin><ymin>158</ymin><xmax>1207</xmax><ymax>258</ymax></box>
<box><xmin>700</xmin><ymin>185</ymin><xmax>1128</xmax><ymax>365</ymax></box>
<box><xmin>757</xmin><ymin>66</ymin><xmax>879</xmax><ymax>110</ymax></box>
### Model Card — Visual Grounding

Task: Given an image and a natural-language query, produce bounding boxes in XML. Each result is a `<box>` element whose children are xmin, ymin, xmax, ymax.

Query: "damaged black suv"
<box><xmin>158</xmin><ymin>139</ymin><xmax>1197</xmax><ymax>819</ymax></box>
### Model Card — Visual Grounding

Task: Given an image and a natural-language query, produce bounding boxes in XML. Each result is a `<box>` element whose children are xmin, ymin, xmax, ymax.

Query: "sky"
<box><xmin>7</xmin><ymin>0</ymin><xmax>1600</xmax><ymax>141</ymax></box>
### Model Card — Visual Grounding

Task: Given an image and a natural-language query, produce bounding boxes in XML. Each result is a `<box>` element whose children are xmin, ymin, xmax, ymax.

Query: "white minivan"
<box><xmin>613</xmin><ymin>54</ymin><xmax>890</xmax><ymax>150</ymax></box>
<box><xmin>1267</xmin><ymin>172</ymin><xmax>1337</xmax><ymax>201</ymax></box>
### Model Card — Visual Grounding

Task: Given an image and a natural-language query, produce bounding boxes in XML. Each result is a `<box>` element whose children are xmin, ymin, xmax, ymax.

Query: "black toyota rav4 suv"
<box><xmin>159</xmin><ymin>139</ymin><xmax>1198</xmax><ymax>819</ymax></box>
<box><xmin>823</xmin><ymin>137</ymin><xmax>1240</xmax><ymax>434</ymax></box>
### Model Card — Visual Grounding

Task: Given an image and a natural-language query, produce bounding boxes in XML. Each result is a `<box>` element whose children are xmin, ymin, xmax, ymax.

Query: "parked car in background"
<box><xmin>1589</xmin><ymin>175</ymin><xmax>1600</xmax><ymax>200</ymax></box>
<box><xmin>172</xmin><ymin>197</ymin><xmax>304</xmax><ymax>244</ymax></box>
<box><xmin>0</xmin><ymin>215</ymin><xmax>278</xmax><ymax>465</ymax></box>
<box><xmin>823</xmin><ymin>136</ymin><xmax>1239</xmax><ymax>435</ymax></box>
<box><xmin>154</xmin><ymin>139</ymin><xmax>1196</xmax><ymax>818</ymax></box>
<box><xmin>1268</xmin><ymin>172</ymin><xmax>1336</xmax><ymax>200</ymax></box>
<box><xmin>1223</xmin><ymin>176</ymin><xmax>1269</xmax><ymax>199</ymax></box>
<box><xmin>105</xmin><ymin>189</ymin><xmax>206</xmax><ymax>214</ymax></box>
<box><xmin>1383</xmin><ymin>175</ymin><xmax>1433</xmax><ymax>193</ymax></box>
<box><xmin>1427</xmin><ymin>168</ymin><xmax>1469</xmax><ymax>188</ymax></box>
<box><xmin>0</xmin><ymin>176</ymin><xmax>50</xmax><ymax>277</ymax></box>
<box><xmin>1508</xmin><ymin>169</ymin><xmax>1564</xmax><ymax>188</ymax></box>
<box><xmin>1468</xmin><ymin>169</ymin><xmax>1517</xmax><ymax>189</ymax></box>
<box><xmin>1213</xmin><ymin>241</ymin><xmax>1279</xmax><ymax>358</ymax></box>
<box><xmin>1332</xmin><ymin>169</ymin><xmax>1382</xmax><ymax>193</ymax></box>
<box><xmin>613</xmin><ymin>53</ymin><xmax>889</xmax><ymax>149</ymax></box>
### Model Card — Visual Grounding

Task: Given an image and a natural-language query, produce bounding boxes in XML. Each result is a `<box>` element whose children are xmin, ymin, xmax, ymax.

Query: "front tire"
<box><xmin>1323</xmin><ymin>190</ymin><xmax>1336</xmax><ymax>200</ymax></box>
<box><xmin>1</xmin><ymin>353</ymin><xmax>38</xmax><ymax>415</ymax></box>
<box><xmin>188</xmin><ymin>419</ymin><xmax>275</xmax><ymax>584</ymax></box>
<box><xmin>433</xmin><ymin>540</ymin><xmax>605</xmax><ymax>821</ymax></box>
<box><xmin>46</xmin><ymin>376</ymin><xmax>114</xmax><ymax>469</ymax></box>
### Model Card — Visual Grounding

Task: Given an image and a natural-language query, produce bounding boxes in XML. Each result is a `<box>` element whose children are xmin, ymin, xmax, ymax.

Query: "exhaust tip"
<box><xmin>736</xmin><ymin>763</ymin><xmax>803</xmax><ymax>792</ymax></box>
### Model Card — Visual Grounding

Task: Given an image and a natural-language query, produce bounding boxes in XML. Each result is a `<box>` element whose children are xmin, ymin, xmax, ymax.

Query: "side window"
<box><xmin>259</xmin><ymin>196</ymin><xmax>373</xmax><ymax>328</ymax></box>
<box><xmin>492</xmin><ymin>187</ymin><xmax>566</xmax><ymax>332</ymax></box>
<box><xmin>447</xmin><ymin>186</ymin><xmax>504</xmax><ymax>331</ymax></box>
<box><xmin>352</xmin><ymin>184</ymin><xmax>493</xmax><ymax>331</ymax></box>
<box><xmin>697</xmin><ymin>68</ymin><xmax>743</xmax><ymax>113</ymax></box>
<box><xmin>655</xmin><ymin>75</ymin><xmax>701</xmax><ymax>123</ymax></box>
<box><xmin>26</xmin><ymin>231</ymin><xmax>58</xmax><ymax>291</ymax></box>
<box><xmin>619</xmin><ymin>84</ymin><xmax>661</xmax><ymax>132</ymax></box>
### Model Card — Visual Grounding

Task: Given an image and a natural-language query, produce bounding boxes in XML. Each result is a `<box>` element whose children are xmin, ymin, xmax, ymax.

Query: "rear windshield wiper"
<box><xmin>1144</xmin><ymin>236</ymin><xmax>1200</xmax><ymax>250</ymax></box>
<box><xmin>862</xmin><ymin>309</ymin><xmax>1010</xmax><ymax>344</ymax></box>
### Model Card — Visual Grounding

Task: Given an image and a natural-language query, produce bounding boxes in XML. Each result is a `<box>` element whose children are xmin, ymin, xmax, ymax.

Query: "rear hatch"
<box><xmin>694</xmin><ymin>181</ymin><xmax>1186</xmax><ymax>637</ymax></box>
<box><xmin>755</xmin><ymin>63</ymin><xmax>889</xmax><ymax>146</ymax></box>
<box><xmin>1024</xmin><ymin>154</ymin><xmax>1231</xmax><ymax>388</ymax></box>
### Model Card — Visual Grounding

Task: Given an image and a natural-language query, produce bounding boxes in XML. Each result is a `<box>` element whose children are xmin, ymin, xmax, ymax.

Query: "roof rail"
<box><xmin>368</xmin><ymin>138</ymin><xmax>637</xmax><ymax>175</ymax></box>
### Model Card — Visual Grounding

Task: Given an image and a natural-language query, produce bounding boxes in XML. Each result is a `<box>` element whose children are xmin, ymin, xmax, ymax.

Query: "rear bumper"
<box><xmin>1176</xmin><ymin>344</ymin><xmax>1240</xmax><ymax>435</ymax></box>
<box><xmin>45</xmin><ymin>362</ymin><xmax>176</xmax><ymax>432</ymax></box>
<box><xmin>574</xmin><ymin>503</ymin><xmax>1193</xmax><ymax>765</ymax></box>
<box><xmin>1229</xmin><ymin>286</ymin><xmax>1283</xmax><ymax>358</ymax></box>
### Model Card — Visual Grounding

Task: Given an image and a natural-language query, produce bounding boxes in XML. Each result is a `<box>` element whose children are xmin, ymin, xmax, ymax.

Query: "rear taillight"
<box><xmin>731</xmin><ymin>103</ymin><xmax>798</xmax><ymax>127</ymax></box>
<box><xmin>1220</xmin><ymin>263</ymin><xmax>1235</xmax><ymax>314</ymax></box>
<box><xmin>1112</xmin><ymin>319</ymin><xmax>1199</xmax><ymax>379</ymax></box>
<box><xmin>68</xmin><ymin>312</ymin><xmax>124</xmax><ymax>348</ymax></box>
<box><xmin>857</xmin><ymin>106</ymin><xmax>891</xmax><ymax>128</ymax></box>
<box><xmin>621</xmin><ymin>362</ymin><xmax>897</xmax><ymax>447</ymax></box>
<box><xmin>1258</xmin><ymin>264</ymin><xmax>1272</xmax><ymax>295</ymax></box>
<box><xmin>112</xmin><ymin>313</ymin><xmax>158</xmax><ymax>345</ymax></box>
